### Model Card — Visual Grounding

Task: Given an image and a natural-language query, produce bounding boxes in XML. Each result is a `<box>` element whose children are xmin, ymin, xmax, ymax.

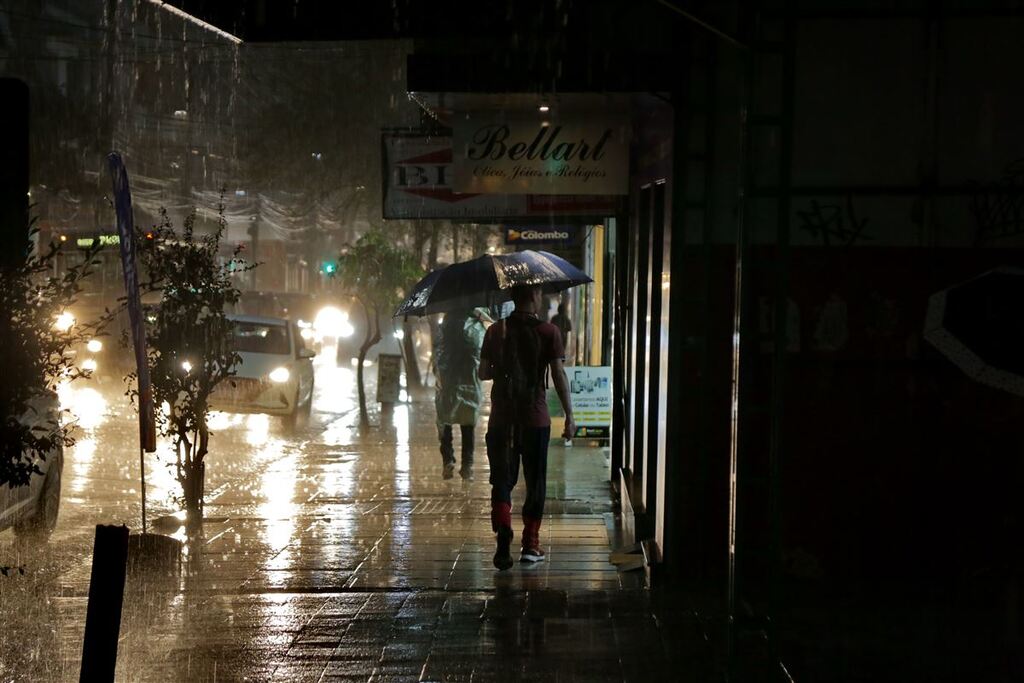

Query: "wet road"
<box><xmin>0</xmin><ymin>349</ymin><xmax>701</xmax><ymax>682</ymax></box>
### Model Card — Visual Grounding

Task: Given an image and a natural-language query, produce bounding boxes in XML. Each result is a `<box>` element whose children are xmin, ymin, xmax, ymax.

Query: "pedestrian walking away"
<box><xmin>550</xmin><ymin>302</ymin><xmax>572</xmax><ymax>358</ymax></box>
<box><xmin>479</xmin><ymin>285</ymin><xmax>575</xmax><ymax>570</ymax></box>
<box><xmin>434</xmin><ymin>307</ymin><xmax>491</xmax><ymax>480</ymax></box>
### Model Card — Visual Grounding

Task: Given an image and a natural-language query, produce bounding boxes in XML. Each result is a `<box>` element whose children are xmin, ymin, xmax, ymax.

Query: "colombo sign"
<box><xmin>504</xmin><ymin>226</ymin><xmax>578</xmax><ymax>245</ymax></box>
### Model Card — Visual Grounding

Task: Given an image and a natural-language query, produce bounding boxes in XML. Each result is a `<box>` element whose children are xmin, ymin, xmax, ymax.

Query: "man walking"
<box><xmin>550</xmin><ymin>302</ymin><xmax>572</xmax><ymax>360</ymax></box>
<box><xmin>434</xmin><ymin>307</ymin><xmax>490</xmax><ymax>480</ymax></box>
<box><xmin>479</xmin><ymin>285</ymin><xmax>575</xmax><ymax>570</ymax></box>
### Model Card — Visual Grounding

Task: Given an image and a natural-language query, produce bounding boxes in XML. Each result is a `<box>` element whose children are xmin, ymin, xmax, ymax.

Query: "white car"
<box><xmin>213</xmin><ymin>315</ymin><xmax>315</xmax><ymax>428</ymax></box>
<box><xmin>0</xmin><ymin>393</ymin><xmax>64</xmax><ymax>537</ymax></box>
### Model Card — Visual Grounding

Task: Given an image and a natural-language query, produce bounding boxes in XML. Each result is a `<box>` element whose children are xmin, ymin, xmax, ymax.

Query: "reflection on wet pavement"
<box><xmin>0</xmin><ymin>349</ymin><xmax>697</xmax><ymax>682</ymax></box>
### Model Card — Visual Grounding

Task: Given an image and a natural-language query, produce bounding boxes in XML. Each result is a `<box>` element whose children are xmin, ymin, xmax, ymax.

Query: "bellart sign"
<box><xmin>453</xmin><ymin>116</ymin><xmax>629</xmax><ymax>196</ymax></box>
<box><xmin>382</xmin><ymin>133</ymin><xmax>622</xmax><ymax>219</ymax></box>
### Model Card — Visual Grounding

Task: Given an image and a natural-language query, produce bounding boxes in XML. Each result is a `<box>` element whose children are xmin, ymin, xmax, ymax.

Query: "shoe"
<box><xmin>459</xmin><ymin>466</ymin><xmax>474</xmax><ymax>481</ymax></box>
<box><xmin>520</xmin><ymin>546</ymin><xmax>546</xmax><ymax>563</ymax></box>
<box><xmin>442</xmin><ymin>463</ymin><xmax>455</xmax><ymax>480</ymax></box>
<box><xmin>493</xmin><ymin>527</ymin><xmax>514</xmax><ymax>571</ymax></box>
<box><xmin>520</xmin><ymin>516</ymin><xmax>545</xmax><ymax>563</ymax></box>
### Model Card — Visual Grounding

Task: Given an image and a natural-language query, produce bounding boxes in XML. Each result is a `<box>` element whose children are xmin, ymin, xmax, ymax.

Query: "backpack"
<box><xmin>499</xmin><ymin>315</ymin><xmax>544</xmax><ymax>425</ymax></box>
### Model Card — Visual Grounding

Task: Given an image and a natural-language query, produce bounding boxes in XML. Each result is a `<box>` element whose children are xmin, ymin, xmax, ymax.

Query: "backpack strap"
<box><xmin>525</xmin><ymin>317</ymin><xmax>549</xmax><ymax>389</ymax></box>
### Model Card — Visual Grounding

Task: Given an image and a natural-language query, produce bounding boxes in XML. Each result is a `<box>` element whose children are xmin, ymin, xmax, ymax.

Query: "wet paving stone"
<box><xmin>1</xmin><ymin>372</ymin><xmax>705</xmax><ymax>681</ymax></box>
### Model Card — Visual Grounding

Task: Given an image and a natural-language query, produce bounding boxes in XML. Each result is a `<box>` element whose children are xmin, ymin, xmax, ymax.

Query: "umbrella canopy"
<box><xmin>395</xmin><ymin>250</ymin><xmax>592</xmax><ymax>317</ymax></box>
<box><xmin>924</xmin><ymin>266</ymin><xmax>1024</xmax><ymax>396</ymax></box>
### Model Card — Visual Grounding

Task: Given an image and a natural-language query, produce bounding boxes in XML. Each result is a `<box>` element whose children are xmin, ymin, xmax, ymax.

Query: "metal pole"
<box><xmin>79</xmin><ymin>525</ymin><xmax>129</xmax><ymax>682</ymax></box>
<box><xmin>728</xmin><ymin>4</ymin><xmax>759</xmax><ymax>671</ymax></box>
<box><xmin>768</xmin><ymin>11</ymin><xmax>797</xmax><ymax>638</ymax></box>
<box><xmin>139</xmin><ymin>448</ymin><xmax>147</xmax><ymax>534</ymax></box>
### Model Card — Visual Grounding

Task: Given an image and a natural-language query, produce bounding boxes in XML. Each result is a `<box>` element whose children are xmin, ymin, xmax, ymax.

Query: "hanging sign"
<box><xmin>382</xmin><ymin>133</ymin><xmax>620</xmax><ymax>219</ymax></box>
<box><xmin>452</xmin><ymin>115</ymin><xmax>629</xmax><ymax>195</ymax></box>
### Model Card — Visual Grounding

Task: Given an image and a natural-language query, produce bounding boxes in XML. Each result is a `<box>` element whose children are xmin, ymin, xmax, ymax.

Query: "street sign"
<box><xmin>108</xmin><ymin>153</ymin><xmax>156</xmax><ymax>454</ymax></box>
<box><xmin>376</xmin><ymin>354</ymin><xmax>403</xmax><ymax>404</ymax></box>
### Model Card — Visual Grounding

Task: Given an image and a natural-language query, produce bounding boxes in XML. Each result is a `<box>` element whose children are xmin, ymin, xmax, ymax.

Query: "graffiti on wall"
<box><xmin>795</xmin><ymin>196</ymin><xmax>872</xmax><ymax>246</ymax></box>
<box><xmin>969</xmin><ymin>158</ymin><xmax>1024</xmax><ymax>245</ymax></box>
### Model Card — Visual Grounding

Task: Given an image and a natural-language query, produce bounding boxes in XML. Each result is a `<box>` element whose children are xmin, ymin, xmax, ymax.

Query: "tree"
<box><xmin>0</xmin><ymin>229</ymin><xmax>108</xmax><ymax>490</ymax></box>
<box><xmin>334</xmin><ymin>230</ymin><xmax>423</xmax><ymax>427</ymax></box>
<box><xmin>133</xmin><ymin>207</ymin><xmax>253</xmax><ymax>524</ymax></box>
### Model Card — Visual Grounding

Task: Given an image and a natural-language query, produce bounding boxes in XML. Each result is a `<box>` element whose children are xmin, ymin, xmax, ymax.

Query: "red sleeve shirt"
<box><xmin>481</xmin><ymin>317</ymin><xmax>565</xmax><ymax>428</ymax></box>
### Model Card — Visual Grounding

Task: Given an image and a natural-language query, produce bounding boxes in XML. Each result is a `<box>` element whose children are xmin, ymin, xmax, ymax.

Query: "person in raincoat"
<box><xmin>434</xmin><ymin>307</ymin><xmax>492</xmax><ymax>480</ymax></box>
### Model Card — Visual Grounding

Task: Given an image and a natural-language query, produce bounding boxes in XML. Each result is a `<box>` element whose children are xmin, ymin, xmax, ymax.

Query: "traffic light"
<box><xmin>321</xmin><ymin>261</ymin><xmax>337</xmax><ymax>275</ymax></box>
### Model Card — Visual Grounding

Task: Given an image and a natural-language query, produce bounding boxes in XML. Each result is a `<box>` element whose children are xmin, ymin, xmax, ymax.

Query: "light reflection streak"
<box><xmin>207</xmin><ymin>410</ymin><xmax>243</xmax><ymax>431</ymax></box>
<box><xmin>393</xmin><ymin>404</ymin><xmax>410</xmax><ymax>498</ymax></box>
<box><xmin>70</xmin><ymin>437</ymin><xmax>95</xmax><ymax>494</ymax></box>
<box><xmin>320</xmin><ymin>358</ymin><xmax>359</xmax><ymax>446</ymax></box>
<box><xmin>328</xmin><ymin>505</ymin><xmax>357</xmax><ymax>540</ymax></box>
<box><xmin>320</xmin><ymin>455</ymin><xmax>356</xmax><ymax>500</ymax></box>
<box><xmin>147</xmin><ymin>440</ymin><xmax>181</xmax><ymax>507</ymax></box>
<box><xmin>322</xmin><ymin>417</ymin><xmax>356</xmax><ymax>447</ymax></box>
<box><xmin>390</xmin><ymin>404</ymin><xmax>412</xmax><ymax>553</ymax></box>
<box><xmin>245</xmin><ymin>414</ymin><xmax>270</xmax><ymax>446</ymax></box>
<box><xmin>260</xmin><ymin>449</ymin><xmax>298</xmax><ymax>569</ymax></box>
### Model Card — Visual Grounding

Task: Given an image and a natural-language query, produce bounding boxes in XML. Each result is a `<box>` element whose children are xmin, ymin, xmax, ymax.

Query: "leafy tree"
<box><xmin>133</xmin><ymin>207</ymin><xmax>253</xmax><ymax>524</ymax></box>
<box><xmin>0</xmin><ymin>229</ymin><xmax>108</xmax><ymax>490</ymax></box>
<box><xmin>334</xmin><ymin>230</ymin><xmax>423</xmax><ymax>427</ymax></box>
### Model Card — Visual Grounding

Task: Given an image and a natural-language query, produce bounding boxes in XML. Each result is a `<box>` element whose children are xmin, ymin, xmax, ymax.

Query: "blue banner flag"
<box><xmin>108</xmin><ymin>153</ymin><xmax>156</xmax><ymax>452</ymax></box>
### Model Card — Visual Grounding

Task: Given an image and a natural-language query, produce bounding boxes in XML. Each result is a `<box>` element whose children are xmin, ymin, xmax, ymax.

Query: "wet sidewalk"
<box><xmin>1</xmin><ymin>364</ymin><xmax>712</xmax><ymax>682</ymax></box>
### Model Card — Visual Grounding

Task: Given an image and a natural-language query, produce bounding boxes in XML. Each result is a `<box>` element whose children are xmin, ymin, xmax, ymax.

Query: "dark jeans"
<box><xmin>439</xmin><ymin>424</ymin><xmax>474</xmax><ymax>469</ymax></box>
<box><xmin>485</xmin><ymin>425</ymin><xmax>551</xmax><ymax>520</ymax></box>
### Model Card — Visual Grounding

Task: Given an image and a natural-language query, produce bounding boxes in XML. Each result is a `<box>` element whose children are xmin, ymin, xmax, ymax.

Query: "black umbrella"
<box><xmin>394</xmin><ymin>250</ymin><xmax>592</xmax><ymax>317</ymax></box>
<box><xmin>924</xmin><ymin>266</ymin><xmax>1024</xmax><ymax>396</ymax></box>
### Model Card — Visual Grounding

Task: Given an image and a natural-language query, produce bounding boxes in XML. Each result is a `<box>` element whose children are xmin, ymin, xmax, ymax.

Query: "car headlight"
<box><xmin>268</xmin><ymin>367</ymin><xmax>290</xmax><ymax>383</ymax></box>
<box><xmin>314</xmin><ymin>306</ymin><xmax>348</xmax><ymax>338</ymax></box>
<box><xmin>54</xmin><ymin>311</ymin><xmax>75</xmax><ymax>332</ymax></box>
<box><xmin>87</xmin><ymin>339</ymin><xmax>103</xmax><ymax>353</ymax></box>
<box><xmin>300</xmin><ymin>328</ymin><xmax>314</xmax><ymax>341</ymax></box>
